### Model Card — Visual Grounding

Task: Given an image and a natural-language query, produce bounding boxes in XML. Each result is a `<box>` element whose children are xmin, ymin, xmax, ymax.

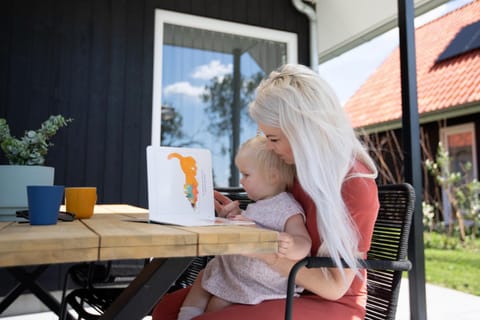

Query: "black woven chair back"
<box><xmin>365</xmin><ymin>183</ymin><xmax>415</xmax><ymax>320</ymax></box>
<box><xmin>284</xmin><ymin>183</ymin><xmax>415</xmax><ymax>320</ymax></box>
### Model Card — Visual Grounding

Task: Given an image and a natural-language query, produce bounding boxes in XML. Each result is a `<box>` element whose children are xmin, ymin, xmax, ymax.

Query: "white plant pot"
<box><xmin>0</xmin><ymin>165</ymin><xmax>55</xmax><ymax>216</ymax></box>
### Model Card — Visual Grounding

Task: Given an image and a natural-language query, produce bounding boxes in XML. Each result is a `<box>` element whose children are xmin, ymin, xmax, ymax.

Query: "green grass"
<box><xmin>421</xmin><ymin>232</ymin><xmax>480</xmax><ymax>296</ymax></box>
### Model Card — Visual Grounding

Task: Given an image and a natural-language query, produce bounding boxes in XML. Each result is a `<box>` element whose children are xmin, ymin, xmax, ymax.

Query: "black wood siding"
<box><xmin>0</xmin><ymin>0</ymin><xmax>310</xmax><ymax>207</ymax></box>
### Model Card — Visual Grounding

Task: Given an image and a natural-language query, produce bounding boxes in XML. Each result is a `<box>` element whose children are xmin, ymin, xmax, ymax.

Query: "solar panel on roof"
<box><xmin>436</xmin><ymin>20</ymin><xmax>480</xmax><ymax>63</ymax></box>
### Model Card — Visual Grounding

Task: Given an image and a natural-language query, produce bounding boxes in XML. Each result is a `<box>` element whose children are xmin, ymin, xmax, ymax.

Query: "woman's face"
<box><xmin>258</xmin><ymin>123</ymin><xmax>295</xmax><ymax>164</ymax></box>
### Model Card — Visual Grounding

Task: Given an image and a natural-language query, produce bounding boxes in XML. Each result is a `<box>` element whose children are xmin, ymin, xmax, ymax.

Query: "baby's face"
<box><xmin>236</xmin><ymin>155</ymin><xmax>276</xmax><ymax>201</ymax></box>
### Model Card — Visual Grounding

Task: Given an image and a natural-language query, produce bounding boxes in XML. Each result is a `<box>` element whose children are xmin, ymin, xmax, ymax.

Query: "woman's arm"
<box><xmin>247</xmin><ymin>214</ymin><xmax>353</xmax><ymax>300</ymax></box>
<box><xmin>255</xmin><ymin>253</ymin><xmax>356</xmax><ymax>300</ymax></box>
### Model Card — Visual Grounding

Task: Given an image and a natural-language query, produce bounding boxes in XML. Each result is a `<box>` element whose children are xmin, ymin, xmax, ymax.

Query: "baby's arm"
<box><xmin>278</xmin><ymin>214</ymin><xmax>312</xmax><ymax>261</ymax></box>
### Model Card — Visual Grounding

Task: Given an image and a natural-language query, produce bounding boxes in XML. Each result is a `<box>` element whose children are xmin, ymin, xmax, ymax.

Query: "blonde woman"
<box><xmin>153</xmin><ymin>64</ymin><xmax>379</xmax><ymax>320</ymax></box>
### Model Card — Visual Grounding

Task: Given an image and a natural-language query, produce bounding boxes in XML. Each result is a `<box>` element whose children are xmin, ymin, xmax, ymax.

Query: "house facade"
<box><xmin>0</xmin><ymin>0</ymin><xmax>310</xmax><ymax>206</ymax></box>
<box><xmin>0</xmin><ymin>0</ymin><xmax>311</xmax><ymax>314</ymax></box>
<box><xmin>345</xmin><ymin>0</ymin><xmax>480</xmax><ymax>221</ymax></box>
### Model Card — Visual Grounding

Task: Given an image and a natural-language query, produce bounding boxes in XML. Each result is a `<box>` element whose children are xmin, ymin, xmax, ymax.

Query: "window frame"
<box><xmin>439</xmin><ymin>122</ymin><xmax>477</xmax><ymax>224</ymax></box>
<box><xmin>439</xmin><ymin>122</ymin><xmax>478</xmax><ymax>180</ymax></box>
<box><xmin>151</xmin><ymin>9</ymin><xmax>298</xmax><ymax>146</ymax></box>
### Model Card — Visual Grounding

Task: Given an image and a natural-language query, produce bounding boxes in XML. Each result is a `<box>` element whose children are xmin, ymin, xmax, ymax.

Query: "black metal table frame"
<box><xmin>0</xmin><ymin>265</ymin><xmax>73</xmax><ymax>320</ymax></box>
<box><xmin>98</xmin><ymin>257</ymin><xmax>194</xmax><ymax>319</ymax></box>
<box><xmin>1</xmin><ymin>257</ymin><xmax>194</xmax><ymax>320</ymax></box>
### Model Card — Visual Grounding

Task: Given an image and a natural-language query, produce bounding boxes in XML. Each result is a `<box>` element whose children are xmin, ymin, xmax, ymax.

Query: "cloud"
<box><xmin>163</xmin><ymin>60</ymin><xmax>232</xmax><ymax>100</ymax></box>
<box><xmin>163</xmin><ymin>81</ymin><xmax>205</xmax><ymax>98</ymax></box>
<box><xmin>191</xmin><ymin>60</ymin><xmax>232</xmax><ymax>80</ymax></box>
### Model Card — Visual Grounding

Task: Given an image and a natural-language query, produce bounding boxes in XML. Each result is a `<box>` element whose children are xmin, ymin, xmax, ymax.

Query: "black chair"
<box><xmin>59</xmin><ymin>259</ymin><xmax>148</xmax><ymax>320</ymax></box>
<box><xmin>285</xmin><ymin>183</ymin><xmax>415</xmax><ymax>320</ymax></box>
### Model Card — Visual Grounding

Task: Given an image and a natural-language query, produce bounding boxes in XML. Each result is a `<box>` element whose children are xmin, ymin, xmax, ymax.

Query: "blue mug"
<box><xmin>27</xmin><ymin>185</ymin><xmax>65</xmax><ymax>225</ymax></box>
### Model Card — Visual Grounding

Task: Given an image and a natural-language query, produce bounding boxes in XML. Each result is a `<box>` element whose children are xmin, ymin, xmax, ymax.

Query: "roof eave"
<box><xmin>317</xmin><ymin>0</ymin><xmax>449</xmax><ymax>63</ymax></box>
<box><xmin>356</xmin><ymin>102</ymin><xmax>480</xmax><ymax>134</ymax></box>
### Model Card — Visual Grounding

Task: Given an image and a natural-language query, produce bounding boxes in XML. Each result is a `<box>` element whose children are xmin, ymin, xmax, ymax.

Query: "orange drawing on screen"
<box><xmin>168</xmin><ymin>153</ymin><xmax>199</xmax><ymax>209</ymax></box>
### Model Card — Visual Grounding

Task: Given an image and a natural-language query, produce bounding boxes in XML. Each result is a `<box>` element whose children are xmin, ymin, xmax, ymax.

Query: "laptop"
<box><xmin>146</xmin><ymin>145</ymin><xmax>254</xmax><ymax>226</ymax></box>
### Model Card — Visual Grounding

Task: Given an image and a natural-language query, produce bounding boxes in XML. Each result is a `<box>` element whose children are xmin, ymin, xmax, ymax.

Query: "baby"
<box><xmin>177</xmin><ymin>135</ymin><xmax>311</xmax><ymax>320</ymax></box>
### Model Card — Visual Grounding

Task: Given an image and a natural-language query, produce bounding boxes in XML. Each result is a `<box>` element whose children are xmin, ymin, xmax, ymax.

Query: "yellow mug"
<box><xmin>65</xmin><ymin>187</ymin><xmax>97</xmax><ymax>219</ymax></box>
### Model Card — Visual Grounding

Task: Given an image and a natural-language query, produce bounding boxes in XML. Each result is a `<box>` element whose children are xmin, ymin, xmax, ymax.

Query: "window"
<box><xmin>152</xmin><ymin>10</ymin><xmax>297</xmax><ymax>186</ymax></box>
<box><xmin>439</xmin><ymin>123</ymin><xmax>477</xmax><ymax>223</ymax></box>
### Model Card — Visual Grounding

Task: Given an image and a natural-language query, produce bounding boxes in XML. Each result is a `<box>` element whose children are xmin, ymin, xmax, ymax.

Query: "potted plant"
<box><xmin>0</xmin><ymin>115</ymin><xmax>72</xmax><ymax>216</ymax></box>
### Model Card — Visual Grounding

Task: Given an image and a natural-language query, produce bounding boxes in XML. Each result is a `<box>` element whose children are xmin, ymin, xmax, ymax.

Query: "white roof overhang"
<box><xmin>316</xmin><ymin>0</ymin><xmax>449</xmax><ymax>63</ymax></box>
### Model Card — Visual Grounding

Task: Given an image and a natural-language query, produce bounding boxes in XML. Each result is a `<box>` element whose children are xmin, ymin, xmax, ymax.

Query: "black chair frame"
<box><xmin>285</xmin><ymin>183</ymin><xmax>415</xmax><ymax>320</ymax></box>
<box><xmin>59</xmin><ymin>259</ymin><xmax>149</xmax><ymax>320</ymax></box>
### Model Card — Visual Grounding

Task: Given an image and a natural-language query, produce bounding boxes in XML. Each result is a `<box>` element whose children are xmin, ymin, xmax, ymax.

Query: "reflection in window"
<box><xmin>154</xmin><ymin>11</ymin><xmax>296</xmax><ymax>186</ymax></box>
<box><xmin>447</xmin><ymin>131</ymin><xmax>474</xmax><ymax>179</ymax></box>
<box><xmin>440</xmin><ymin>123</ymin><xmax>477</xmax><ymax>224</ymax></box>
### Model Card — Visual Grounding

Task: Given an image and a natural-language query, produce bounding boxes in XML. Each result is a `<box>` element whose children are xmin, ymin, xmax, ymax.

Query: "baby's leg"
<box><xmin>178</xmin><ymin>271</ymin><xmax>210</xmax><ymax>320</ymax></box>
<box><xmin>205</xmin><ymin>295</ymin><xmax>233</xmax><ymax>313</ymax></box>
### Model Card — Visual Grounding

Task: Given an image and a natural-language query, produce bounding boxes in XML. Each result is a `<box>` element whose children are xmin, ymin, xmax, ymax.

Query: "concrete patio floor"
<box><xmin>395</xmin><ymin>278</ymin><xmax>480</xmax><ymax>319</ymax></box>
<box><xmin>1</xmin><ymin>278</ymin><xmax>479</xmax><ymax>319</ymax></box>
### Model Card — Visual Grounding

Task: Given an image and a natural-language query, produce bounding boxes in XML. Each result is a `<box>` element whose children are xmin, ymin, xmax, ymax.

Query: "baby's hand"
<box><xmin>214</xmin><ymin>191</ymin><xmax>242</xmax><ymax>218</ymax></box>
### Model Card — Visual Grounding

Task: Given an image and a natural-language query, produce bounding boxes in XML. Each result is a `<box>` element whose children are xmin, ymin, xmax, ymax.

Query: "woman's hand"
<box><xmin>214</xmin><ymin>190</ymin><xmax>242</xmax><ymax>218</ymax></box>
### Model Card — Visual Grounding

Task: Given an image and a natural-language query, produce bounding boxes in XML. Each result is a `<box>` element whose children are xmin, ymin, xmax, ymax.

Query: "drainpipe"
<box><xmin>292</xmin><ymin>0</ymin><xmax>318</xmax><ymax>72</ymax></box>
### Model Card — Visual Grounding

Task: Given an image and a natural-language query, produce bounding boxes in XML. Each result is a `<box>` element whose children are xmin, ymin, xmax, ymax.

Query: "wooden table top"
<box><xmin>0</xmin><ymin>204</ymin><xmax>278</xmax><ymax>267</ymax></box>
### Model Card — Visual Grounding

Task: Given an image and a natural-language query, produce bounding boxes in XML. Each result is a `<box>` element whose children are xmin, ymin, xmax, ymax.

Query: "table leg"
<box><xmin>1</xmin><ymin>265</ymin><xmax>73</xmax><ymax>319</ymax></box>
<box><xmin>0</xmin><ymin>266</ymin><xmax>44</xmax><ymax>313</ymax></box>
<box><xmin>100</xmin><ymin>257</ymin><xmax>194</xmax><ymax>320</ymax></box>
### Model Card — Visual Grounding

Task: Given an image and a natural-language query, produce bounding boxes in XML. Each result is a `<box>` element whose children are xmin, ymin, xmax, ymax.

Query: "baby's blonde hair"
<box><xmin>235</xmin><ymin>135</ymin><xmax>295</xmax><ymax>190</ymax></box>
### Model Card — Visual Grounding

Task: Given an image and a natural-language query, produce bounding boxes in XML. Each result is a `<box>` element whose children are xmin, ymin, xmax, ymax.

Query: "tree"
<box><xmin>161</xmin><ymin>107</ymin><xmax>203</xmax><ymax>147</ymax></box>
<box><xmin>201</xmin><ymin>72</ymin><xmax>263</xmax><ymax>145</ymax></box>
<box><xmin>201</xmin><ymin>71</ymin><xmax>263</xmax><ymax>184</ymax></box>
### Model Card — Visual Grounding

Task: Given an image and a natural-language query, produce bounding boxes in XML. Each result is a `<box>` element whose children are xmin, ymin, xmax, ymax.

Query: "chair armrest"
<box><xmin>299</xmin><ymin>256</ymin><xmax>411</xmax><ymax>271</ymax></box>
<box><xmin>285</xmin><ymin>256</ymin><xmax>411</xmax><ymax>320</ymax></box>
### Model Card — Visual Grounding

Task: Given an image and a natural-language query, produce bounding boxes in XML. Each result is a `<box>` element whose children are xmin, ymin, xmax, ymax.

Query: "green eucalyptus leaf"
<box><xmin>0</xmin><ymin>115</ymin><xmax>73</xmax><ymax>165</ymax></box>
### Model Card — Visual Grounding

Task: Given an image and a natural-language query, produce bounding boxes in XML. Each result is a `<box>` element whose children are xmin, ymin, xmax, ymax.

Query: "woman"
<box><xmin>152</xmin><ymin>64</ymin><xmax>379</xmax><ymax>319</ymax></box>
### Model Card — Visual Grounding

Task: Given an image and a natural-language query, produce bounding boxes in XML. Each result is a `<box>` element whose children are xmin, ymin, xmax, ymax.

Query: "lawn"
<box><xmin>422</xmin><ymin>232</ymin><xmax>480</xmax><ymax>296</ymax></box>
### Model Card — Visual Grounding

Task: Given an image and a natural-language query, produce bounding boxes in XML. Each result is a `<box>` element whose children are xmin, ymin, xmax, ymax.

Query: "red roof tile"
<box><xmin>344</xmin><ymin>0</ymin><xmax>480</xmax><ymax>129</ymax></box>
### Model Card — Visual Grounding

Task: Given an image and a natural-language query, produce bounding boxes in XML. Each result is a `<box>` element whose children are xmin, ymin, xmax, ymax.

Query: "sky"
<box><xmin>319</xmin><ymin>0</ymin><xmax>474</xmax><ymax>105</ymax></box>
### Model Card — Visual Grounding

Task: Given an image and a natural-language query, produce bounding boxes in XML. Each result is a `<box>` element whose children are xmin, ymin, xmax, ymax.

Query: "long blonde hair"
<box><xmin>249</xmin><ymin>64</ymin><xmax>377</xmax><ymax>277</ymax></box>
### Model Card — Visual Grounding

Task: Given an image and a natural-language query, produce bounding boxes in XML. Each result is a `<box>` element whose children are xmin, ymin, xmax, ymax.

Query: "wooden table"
<box><xmin>0</xmin><ymin>205</ymin><xmax>278</xmax><ymax>319</ymax></box>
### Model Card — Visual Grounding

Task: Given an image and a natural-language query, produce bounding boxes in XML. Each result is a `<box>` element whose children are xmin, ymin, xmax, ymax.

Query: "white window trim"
<box><xmin>151</xmin><ymin>9</ymin><xmax>298</xmax><ymax>146</ymax></box>
<box><xmin>439</xmin><ymin>123</ymin><xmax>477</xmax><ymax>224</ymax></box>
